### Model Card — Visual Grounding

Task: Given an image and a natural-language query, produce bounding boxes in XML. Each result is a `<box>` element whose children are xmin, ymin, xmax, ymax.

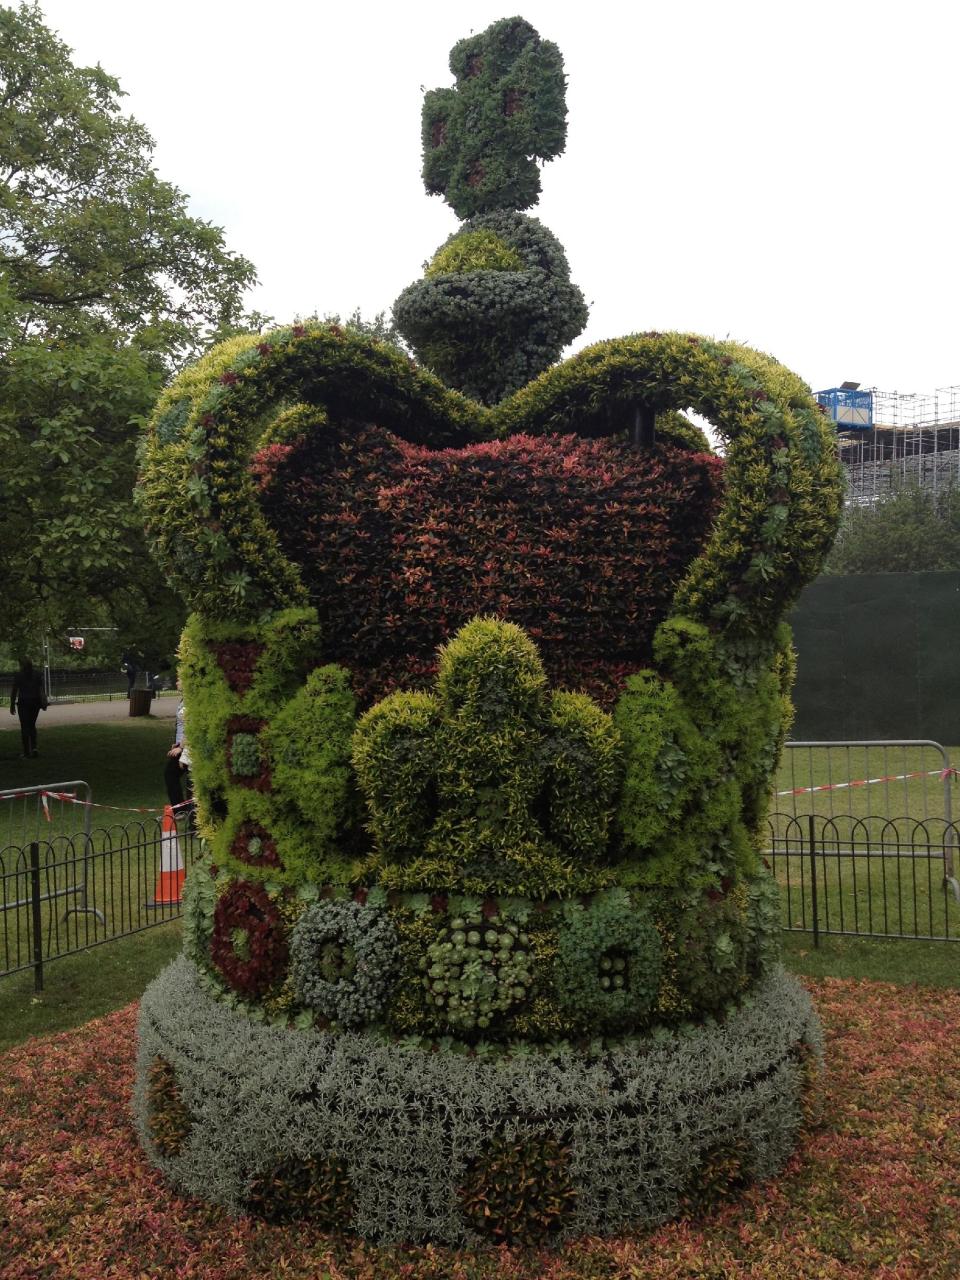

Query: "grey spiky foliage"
<box><xmin>135</xmin><ymin>956</ymin><xmax>821</xmax><ymax>1243</ymax></box>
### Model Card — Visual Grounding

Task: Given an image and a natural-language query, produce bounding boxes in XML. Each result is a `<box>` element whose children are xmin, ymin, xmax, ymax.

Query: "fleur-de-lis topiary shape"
<box><xmin>352</xmin><ymin>617</ymin><xmax>622</xmax><ymax>895</ymax></box>
<box><xmin>422</xmin><ymin>16</ymin><xmax>567</xmax><ymax>219</ymax></box>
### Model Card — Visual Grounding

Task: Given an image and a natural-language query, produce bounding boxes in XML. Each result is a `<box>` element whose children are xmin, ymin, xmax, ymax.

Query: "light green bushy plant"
<box><xmin>425</xmin><ymin>228</ymin><xmax>524</xmax><ymax>276</ymax></box>
<box><xmin>353</xmin><ymin>618</ymin><xmax>621</xmax><ymax>896</ymax></box>
<box><xmin>178</xmin><ymin>608</ymin><xmax>361</xmax><ymax>886</ymax></box>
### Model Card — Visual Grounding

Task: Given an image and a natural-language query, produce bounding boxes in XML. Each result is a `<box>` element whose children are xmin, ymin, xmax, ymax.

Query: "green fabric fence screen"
<box><xmin>787</xmin><ymin>571</ymin><xmax>960</xmax><ymax>742</ymax></box>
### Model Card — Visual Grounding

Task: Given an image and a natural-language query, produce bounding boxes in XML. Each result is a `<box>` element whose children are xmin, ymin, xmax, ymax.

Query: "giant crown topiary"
<box><xmin>133</xmin><ymin>15</ymin><xmax>842</xmax><ymax>1245</ymax></box>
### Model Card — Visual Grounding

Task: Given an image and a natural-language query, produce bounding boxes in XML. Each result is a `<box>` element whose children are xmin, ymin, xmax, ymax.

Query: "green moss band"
<box><xmin>135</xmin><ymin>956</ymin><xmax>820</xmax><ymax>1244</ymax></box>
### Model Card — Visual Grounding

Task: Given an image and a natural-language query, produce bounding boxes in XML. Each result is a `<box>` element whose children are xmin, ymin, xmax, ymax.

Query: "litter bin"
<box><xmin>129</xmin><ymin>688</ymin><xmax>154</xmax><ymax>717</ymax></box>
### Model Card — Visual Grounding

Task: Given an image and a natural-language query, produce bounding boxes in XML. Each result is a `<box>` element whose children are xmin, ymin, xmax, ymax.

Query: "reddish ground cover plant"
<box><xmin>1</xmin><ymin>978</ymin><xmax>959</xmax><ymax>1279</ymax></box>
<box><xmin>254</xmin><ymin>429</ymin><xmax>723</xmax><ymax>708</ymax></box>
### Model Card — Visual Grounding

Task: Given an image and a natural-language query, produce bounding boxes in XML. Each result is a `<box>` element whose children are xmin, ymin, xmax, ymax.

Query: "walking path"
<box><xmin>33</xmin><ymin>696</ymin><xmax>178</xmax><ymax>727</ymax></box>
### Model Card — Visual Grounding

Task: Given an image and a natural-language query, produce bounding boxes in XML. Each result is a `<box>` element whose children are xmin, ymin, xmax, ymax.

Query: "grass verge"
<box><xmin>0</xmin><ymin>921</ymin><xmax>182</xmax><ymax>1055</ymax></box>
<box><xmin>0</xmin><ymin>718</ymin><xmax>174</xmax><ymax>843</ymax></box>
<box><xmin>782</xmin><ymin>929</ymin><xmax>959</xmax><ymax>988</ymax></box>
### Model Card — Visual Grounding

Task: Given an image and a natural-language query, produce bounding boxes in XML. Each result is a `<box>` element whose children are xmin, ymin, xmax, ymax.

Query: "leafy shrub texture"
<box><xmin>133</xmin><ymin>11</ymin><xmax>843</xmax><ymax>1243</ymax></box>
<box><xmin>135</xmin><ymin>956</ymin><xmax>820</xmax><ymax>1243</ymax></box>
<box><xmin>458</xmin><ymin>1132</ymin><xmax>576</xmax><ymax>1245</ymax></box>
<box><xmin>245</xmin><ymin>1152</ymin><xmax>353</xmax><ymax>1227</ymax></box>
<box><xmin>353</xmin><ymin>618</ymin><xmax>622</xmax><ymax>895</ymax></box>
<box><xmin>146</xmin><ymin>1056</ymin><xmax>192</xmax><ymax>1158</ymax></box>
<box><xmin>420</xmin><ymin>17</ymin><xmax>567</xmax><ymax>219</ymax></box>
<box><xmin>256</xmin><ymin>428</ymin><xmax>722</xmax><ymax>708</ymax></box>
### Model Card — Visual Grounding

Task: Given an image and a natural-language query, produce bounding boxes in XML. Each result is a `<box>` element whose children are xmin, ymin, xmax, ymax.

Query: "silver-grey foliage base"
<box><xmin>134</xmin><ymin>956</ymin><xmax>821</xmax><ymax>1244</ymax></box>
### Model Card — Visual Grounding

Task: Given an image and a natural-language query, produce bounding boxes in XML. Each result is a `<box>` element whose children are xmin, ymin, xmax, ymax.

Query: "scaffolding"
<box><xmin>838</xmin><ymin>386</ymin><xmax>960</xmax><ymax>505</ymax></box>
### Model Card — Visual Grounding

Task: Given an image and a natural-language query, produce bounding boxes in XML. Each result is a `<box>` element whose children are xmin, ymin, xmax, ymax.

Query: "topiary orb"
<box><xmin>133</xmin><ymin>14</ymin><xmax>841</xmax><ymax>1245</ymax></box>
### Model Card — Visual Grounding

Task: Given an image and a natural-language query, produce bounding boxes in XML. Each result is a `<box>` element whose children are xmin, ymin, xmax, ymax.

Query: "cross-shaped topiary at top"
<box><xmin>352</xmin><ymin>618</ymin><xmax>622</xmax><ymax>896</ymax></box>
<box><xmin>422</xmin><ymin>16</ymin><xmax>568</xmax><ymax>220</ymax></box>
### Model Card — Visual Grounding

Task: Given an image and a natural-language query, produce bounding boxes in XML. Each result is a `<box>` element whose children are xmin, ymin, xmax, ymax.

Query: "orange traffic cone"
<box><xmin>147</xmin><ymin>805</ymin><xmax>185</xmax><ymax>908</ymax></box>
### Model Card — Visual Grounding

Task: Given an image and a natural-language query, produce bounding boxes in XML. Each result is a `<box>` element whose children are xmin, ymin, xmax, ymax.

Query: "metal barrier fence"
<box><xmin>0</xmin><ymin>668</ymin><xmax>176</xmax><ymax>704</ymax></box>
<box><xmin>767</xmin><ymin>813</ymin><xmax>960</xmax><ymax>944</ymax></box>
<box><xmin>2</xmin><ymin>740</ymin><xmax>956</xmax><ymax>989</ymax></box>
<box><xmin>770</xmin><ymin>740</ymin><xmax>959</xmax><ymax>943</ymax></box>
<box><xmin>1</xmin><ymin>814</ymin><xmax>200</xmax><ymax>989</ymax></box>
<box><xmin>0</xmin><ymin>780</ymin><xmax>93</xmax><ymax>853</ymax></box>
<box><xmin>777</xmin><ymin>740</ymin><xmax>955</xmax><ymax>825</ymax></box>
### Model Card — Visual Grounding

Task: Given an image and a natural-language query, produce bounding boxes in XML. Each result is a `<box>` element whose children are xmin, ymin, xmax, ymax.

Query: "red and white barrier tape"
<box><xmin>776</xmin><ymin>766</ymin><xmax>957</xmax><ymax>798</ymax></box>
<box><xmin>5</xmin><ymin>790</ymin><xmax>194</xmax><ymax>822</ymax></box>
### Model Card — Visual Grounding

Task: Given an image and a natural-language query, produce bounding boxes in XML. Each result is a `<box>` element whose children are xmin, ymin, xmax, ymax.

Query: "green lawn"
<box><xmin>769</xmin><ymin>743</ymin><xmax>960</xmax><ymax>947</ymax></box>
<box><xmin>0</xmin><ymin>717</ymin><xmax>175</xmax><ymax>845</ymax></box>
<box><xmin>773</xmin><ymin>741</ymin><xmax>958</xmax><ymax>827</ymax></box>
<box><xmin>0</xmin><ymin>920</ymin><xmax>182</xmax><ymax>1054</ymax></box>
<box><xmin>780</xmin><ymin>930</ymin><xmax>959</xmax><ymax>988</ymax></box>
<box><xmin>0</xmin><ymin>718</ymin><xmax>193</xmax><ymax>1005</ymax></box>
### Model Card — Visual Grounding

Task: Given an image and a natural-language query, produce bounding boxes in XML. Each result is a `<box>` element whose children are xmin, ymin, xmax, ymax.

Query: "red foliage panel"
<box><xmin>254</xmin><ymin>429</ymin><xmax>723</xmax><ymax>705</ymax></box>
<box><xmin>209</xmin><ymin>642</ymin><xmax>265</xmax><ymax>695</ymax></box>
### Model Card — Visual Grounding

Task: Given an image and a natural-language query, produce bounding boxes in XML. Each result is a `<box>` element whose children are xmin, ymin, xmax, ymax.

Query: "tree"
<box><xmin>0</xmin><ymin>3</ymin><xmax>256</xmax><ymax>654</ymax></box>
<box><xmin>824</xmin><ymin>480</ymin><xmax>960</xmax><ymax>574</ymax></box>
<box><xmin>0</xmin><ymin>2</ymin><xmax>255</xmax><ymax>362</ymax></box>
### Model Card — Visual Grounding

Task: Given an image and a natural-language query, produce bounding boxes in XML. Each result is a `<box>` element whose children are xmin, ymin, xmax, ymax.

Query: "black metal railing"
<box><xmin>3</xmin><ymin>807</ymin><xmax>957</xmax><ymax>991</ymax></box>
<box><xmin>0</xmin><ymin>667</ymin><xmax>176</xmax><ymax>704</ymax></box>
<box><xmin>0</xmin><ymin>815</ymin><xmax>201</xmax><ymax>989</ymax></box>
<box><xmin>767</xmin><ymin>811</ymin><xmax>960</xmax><ymax>944</ymax></box>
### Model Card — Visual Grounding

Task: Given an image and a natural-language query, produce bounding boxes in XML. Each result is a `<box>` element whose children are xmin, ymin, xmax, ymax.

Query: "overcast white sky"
<box><xmin>37</xmin><ymin>0</ymin><xmax>960</xmax><ymax>397</ymax></box>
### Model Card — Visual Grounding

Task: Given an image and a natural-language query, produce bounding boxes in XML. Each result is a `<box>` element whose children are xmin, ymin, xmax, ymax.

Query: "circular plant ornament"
<box><xmin>290</xmin><ymin>900</ymin><xmax>397</xmax><ymax>1027</ymax></box>
<box><xmin>421</xmin><ymin>910</ymin><xmax>534</xmax><ymax>1031</ymax></box>
<box><xmin>210</xmin><ymin>880</ymin><xmax>288</xmax><ymax>999</ymax></box>
<box><xmin>230</xmin><ymin>820</ymin><xmax>282</xmax><ymax>869</ymax></box>
<box><xmin>554</xmin><ymin>894</ymin><xmax>663</xmax><ymax>1031</ymax></box>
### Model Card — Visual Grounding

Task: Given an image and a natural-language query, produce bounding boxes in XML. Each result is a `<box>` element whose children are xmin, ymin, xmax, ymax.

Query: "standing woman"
<box><xmin>164</xmin><ymin>677</ymin><xmax>191</xmax><ymax>808</ymax></box>
<box><xmin>9</xmin><ymin>658</ymin><xmax>47</xmax><ymax>758</ymax></box>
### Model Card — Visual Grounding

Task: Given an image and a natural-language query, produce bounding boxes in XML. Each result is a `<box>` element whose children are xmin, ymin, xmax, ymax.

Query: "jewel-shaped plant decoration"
<box><xmin>421</xmin><ymin>15</ymin><xmax>567</xmax><ymax>218</ymax></box>
<box><xmin>352</xmin><ymin>617</ymin><xmax>622</xmax><ymax>895</ymax></box>
<box><xmin>394</xmin><ymin>17</ymin><xmax>587</xmax><ymax>403</ymax></box>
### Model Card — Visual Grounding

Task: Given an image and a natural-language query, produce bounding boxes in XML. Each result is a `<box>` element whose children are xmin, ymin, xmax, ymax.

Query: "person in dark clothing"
<box><xmin>9</xmin><ymin>658</ymin><xmax>47</xmax><ymax>758</ymax></box>
<box><xmin>121</xmin><ymin>652</ymin><xmax>139</xmax><ymax>695</ymax></box>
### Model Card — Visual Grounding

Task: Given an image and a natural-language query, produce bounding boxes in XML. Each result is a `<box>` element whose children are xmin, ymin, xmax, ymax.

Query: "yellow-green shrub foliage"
<box><xmin>425</xmin><ymin>228</ymin><xmax>524</xmax><ymax>276</ymax></box>
<box><xmin>178</xmin><ymin>607</ymin><xmax>361</xmax><ymax>887</ymax></box>
<box><xmin>611</xmin><ymin>617</ymin><xmax>793</xmax><ymax>892</ymax></box>
<box><xmin>353</xmin><ymin>618</ymin><xmax>622</xmax><ymax>896</ymax></box>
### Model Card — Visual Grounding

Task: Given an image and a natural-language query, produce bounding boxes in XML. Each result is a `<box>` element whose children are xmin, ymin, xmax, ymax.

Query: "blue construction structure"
<box><xmin>815</xmin><ymin>385</ymin><xmax>874</xmax><ymax>430</ymax></box>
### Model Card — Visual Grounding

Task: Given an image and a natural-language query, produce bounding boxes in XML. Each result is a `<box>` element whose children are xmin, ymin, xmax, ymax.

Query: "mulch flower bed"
<box><xmin>1</xmin><ymin>977</ymin><xmax>958</xmax><ymax>1279</ymax></box>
